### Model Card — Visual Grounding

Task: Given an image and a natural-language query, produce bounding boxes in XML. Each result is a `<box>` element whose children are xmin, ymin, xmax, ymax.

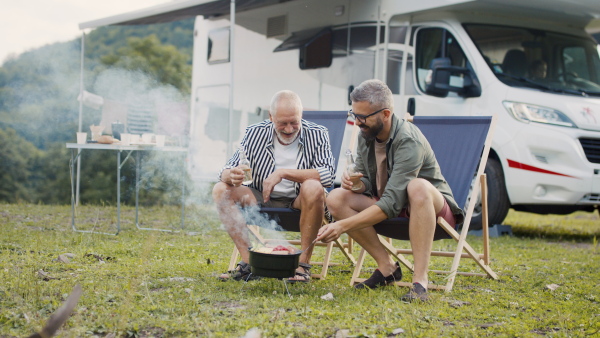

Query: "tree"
<box><xmin>0</xmin><ymin>127</ymin><xmax>41</xmax><ymax>202</ymax></box>
<box><xmin>0</xmin><ymin>20</ymin><xmax>193</xmax><ymax>205</ymax></box>
<box><xmin>100</xmin><ymin>35</ymin><xmax>191</xmax><ymax>94</ymax></box>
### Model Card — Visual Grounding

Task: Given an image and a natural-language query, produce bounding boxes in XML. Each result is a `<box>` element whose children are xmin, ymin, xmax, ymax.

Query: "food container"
<box><xmin>248</xmin><ymin>248</ymin><xmax>300</xmax><ymax>278</ymax></box>
<box><xmin>112</xmin><ymin>121</ymin><xmax>124</xmax><ymax>140</ymax></box>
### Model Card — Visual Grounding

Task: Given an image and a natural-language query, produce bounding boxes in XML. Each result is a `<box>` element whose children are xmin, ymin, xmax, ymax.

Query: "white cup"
<box><xmin>76</xmin><ymin>132</ymin><xmax>87</xmax><ymax>144</ymax></box>
<box><xmin>142</xmin><ymin>133</ymin><xmax>155</xmax><ymax>144</ymax></box>
<box><xmin>155</xmin><ymin>135</ymin><xmax>165</xmax><ymax>147</ymax></box>
<box><xmin>120</xmin><ymin>133</ymin><xmax>131</xmax><ymax>146</ymax></box>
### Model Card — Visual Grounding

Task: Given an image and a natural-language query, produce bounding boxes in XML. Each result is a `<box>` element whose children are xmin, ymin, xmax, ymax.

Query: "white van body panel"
<box><xmin>185</xmin><ymin>0</ymin><xmax>600</xmax><ymax>221</ymax></box>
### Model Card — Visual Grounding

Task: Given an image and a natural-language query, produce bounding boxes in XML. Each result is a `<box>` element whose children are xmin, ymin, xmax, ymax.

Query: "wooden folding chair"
<box><xmin>227</xmin><ymin>111</ymin><xmax>356</xmax><ymax>279</ymax></box>
<box><xmin>350</xmin><ymin>115</ymin><xmax>499</xmax><ymax>292</ymax></box>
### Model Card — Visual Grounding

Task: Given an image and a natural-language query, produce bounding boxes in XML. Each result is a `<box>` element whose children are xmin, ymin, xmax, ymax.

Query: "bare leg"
<box><xmin>326</xmin><ymin>188</ymin><xmax>396</xmax><ymax>276</ymax></box>
<box><xmin>293</xmin><ymin>179</ymin><xmax>325</xmax><ymax>263</ymax></box>
<box><xmin>288</xmin><ymin>179</ymin><xmax>324</xmax><ymax>280</ymax></box>
<box><xmin>406</xmin><ymin>178</ymin><xmax>446</xmax><ymax>289</ymax></box>
<box><xmin>212</xmin><ymin>181</ymin><xmax>257</xmax><ymax>263</ymax></box>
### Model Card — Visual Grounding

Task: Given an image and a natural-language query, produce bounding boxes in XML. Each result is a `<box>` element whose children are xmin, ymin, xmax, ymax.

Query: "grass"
<box><xmin>0</xmin><ymin>203</ymin><xmax>599</xmax><ymax>337</ymax></box>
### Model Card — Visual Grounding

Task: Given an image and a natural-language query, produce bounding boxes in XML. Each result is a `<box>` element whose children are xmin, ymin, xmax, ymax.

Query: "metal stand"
<box><xmin>68</xmin><ymin>143</ymin><xmax>187</xmax><ymax>235</ymax></box>
<box><xmin>69</xmin><ymin>148</ymin><xmax>121</xmax><ymax>235</ymax></box>
<box><xmin>134</xmin><ymin>151</ymin><xmax>187</xmax><ymax>232</ymax></box>
<box><xmin>240</xmin><ymin>275</ymin><xmax>292</xmax><ymax>299</ymax></box>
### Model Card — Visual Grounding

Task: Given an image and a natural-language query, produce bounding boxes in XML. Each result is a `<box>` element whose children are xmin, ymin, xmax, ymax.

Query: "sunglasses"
<box><xmin>349</xmin><ymin>107</ymin><xmax>388</xmax><ymax>124</ymax></box>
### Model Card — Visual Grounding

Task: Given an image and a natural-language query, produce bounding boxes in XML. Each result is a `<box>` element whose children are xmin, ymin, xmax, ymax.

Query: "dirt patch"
<box><xmin>550</xmin><ymin>242</ymin><xmax>592</xmax><ymax>250</ymax></box>
<box><xmin>138</xmin><ymin>327</ymin><xmax>166</xmax><ymax>337</ymax></box>
<box><xmin>215</xmin><ymin>301</ymin><xmax>246</xmax><ymax>310</ymax></box>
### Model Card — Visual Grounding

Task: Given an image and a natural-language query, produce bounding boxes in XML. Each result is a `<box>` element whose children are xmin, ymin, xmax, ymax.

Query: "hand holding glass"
<box><xmin>345</xmin><ymin>149</ymin><xmax>363</xmax><ymax>192</ymax></box>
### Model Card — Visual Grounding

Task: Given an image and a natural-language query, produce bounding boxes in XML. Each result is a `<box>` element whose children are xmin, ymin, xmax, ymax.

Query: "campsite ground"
<box><xmin>0</xmin><ymin>203</ymin><xmax>599</xmax><ymax>337</ymax></box>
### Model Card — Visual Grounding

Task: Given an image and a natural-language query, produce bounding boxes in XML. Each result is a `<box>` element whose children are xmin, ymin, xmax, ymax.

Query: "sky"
<box><xmin>0</xmin><ymin>0</ymin><xmax>171</xmax><ymax>64</ymax></box>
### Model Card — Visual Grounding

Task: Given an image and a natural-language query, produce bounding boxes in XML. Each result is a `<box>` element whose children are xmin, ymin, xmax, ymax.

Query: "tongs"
<box><xmin>299</xmin><ymin>238</ymin><xmax>319</xmax><ymax>254</ymax></box>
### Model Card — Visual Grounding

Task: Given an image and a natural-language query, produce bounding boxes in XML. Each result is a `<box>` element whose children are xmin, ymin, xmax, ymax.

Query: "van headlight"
<box><xmin>503</xmin><ymin>101</ymin><xmax>577</xmax><ymax>128</ymax></box>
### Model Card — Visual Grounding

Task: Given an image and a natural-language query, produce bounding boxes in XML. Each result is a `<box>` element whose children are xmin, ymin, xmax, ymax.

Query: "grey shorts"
<box><xmin>249</xmin><ymin>187</ymin><xmax>297</xmax><ymax>209</ymax></box>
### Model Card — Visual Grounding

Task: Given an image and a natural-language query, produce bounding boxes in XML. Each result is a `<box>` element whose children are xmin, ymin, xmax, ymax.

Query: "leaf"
<box><xmin>320</xmin><ymin>292</ymin><xmax>334</xmax><ymax>301</ymax></box>
<box><xmin>55</xmin><ymin>254</ymin><xmax>70</xmax><ymax>263</ymax></box>
<box><xmin>546</xmin><ymin>283</ymin><xmax>560</xmax><ymax>291</ymax></box>
<box><xmin>334</xmin><ymin>329</ymin><xmax>350</xmax><ymax>338</ymax></box>
<box><xmin>389</xmin><ymin>328</ymin><xmax>405</xmax><ymax>335</ymax></box>
<box><xmin>36</xmin><ymin>269</ymin><xmax>58</xmax><ymax>281</ymax></box>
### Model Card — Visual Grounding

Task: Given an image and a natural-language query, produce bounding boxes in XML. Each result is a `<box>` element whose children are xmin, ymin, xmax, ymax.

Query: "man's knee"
<box><xmin>212</xmin><ymin>181</ymin><xmax>230</xmax><ymax>201</ymax></box>
<box><xmin>325</xmin><ymin>188</ymin><xmax>347</xmax><ymax>216</ymax></box>
<box><xmin>299</xmin><ymin>179</ymin><xmax>325</xmax><ymax>203</ymax></box>
<box><xmin>407</xmin><ymin>179</ymin><xmax>437</xmax><ymax>206</ymax></box>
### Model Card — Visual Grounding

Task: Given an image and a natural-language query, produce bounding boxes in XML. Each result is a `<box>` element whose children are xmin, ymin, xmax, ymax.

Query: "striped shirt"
<box><xmin>218</xmin><ymin>119</ymin><xmax>335</xmax><ymax>195</ymax></box>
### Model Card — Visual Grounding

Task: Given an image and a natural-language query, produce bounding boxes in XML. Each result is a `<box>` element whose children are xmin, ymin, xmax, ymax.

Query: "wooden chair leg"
<box><xmin>315</xmin><ymin>241</ymin><xmax>334</xmax><ymax>279</ymax></box>
<box><xmin>350</xmin><ymin>248</ymin><xmax>368</xmax><ymax>286</ymax></box>
<box><xmin>480</xmin><ymin>174</ymin><xmax>490</xmax><ymax>265</ymax></box>
<box><xmin>347</xmin><ymin>236</ymin><xmax>354</xmax><ymax>254</ymax></box>
<box><xmin>334</xmin><ymin>238</ymin><xmax>357</xmax><ymax>265</ymax></box>
<box><xmin>228</xmin><ymin>225</ymin><xmax>265</xmax><ymax>271</ymax></box>
<box><xmin>227</xmin><ymin>246</ymin><xmax>240</xmax><ymax>272</ymax></box>
<box><xmin>377</xmin><ymin>235</ymin><xmax>414</xmax><ymax>272</ymax></box>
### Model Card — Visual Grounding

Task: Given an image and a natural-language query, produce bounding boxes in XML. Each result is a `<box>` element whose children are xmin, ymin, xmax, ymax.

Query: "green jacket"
<box><xmin>355</xmin><ymin>114</ymin><xmax>465</xmax><ymax>224</ymax></box>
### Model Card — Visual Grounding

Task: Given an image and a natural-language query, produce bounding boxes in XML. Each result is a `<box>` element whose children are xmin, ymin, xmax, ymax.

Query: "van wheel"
<box><xmin>467</xmin><ymin>158</ymin><xmax>510</xmax><ymax>231</ymax></box>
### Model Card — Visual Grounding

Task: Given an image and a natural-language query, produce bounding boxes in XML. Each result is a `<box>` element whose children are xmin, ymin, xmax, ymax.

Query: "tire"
<box><xmin>468</xmin><ymin>158</ymin><xmax>510</xmax><ymax>231</ymax></box>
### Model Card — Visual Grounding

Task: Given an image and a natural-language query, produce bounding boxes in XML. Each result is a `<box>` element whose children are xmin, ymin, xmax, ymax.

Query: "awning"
<box><xmin>79</xmin><ymin>0</ymin><xmax>300</xmax><ymax>29</ymax></box>
<box><xmin>273</xmin><ymin>27</ymin><xmax>330</xmax><ymax>52</ymax></box>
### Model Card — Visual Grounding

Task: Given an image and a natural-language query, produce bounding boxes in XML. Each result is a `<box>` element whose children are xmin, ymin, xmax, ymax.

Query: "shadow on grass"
<box><xmin>504</xmin><ymin>209</ymin><xmax>600</xmax><ymax>243</ymax></box>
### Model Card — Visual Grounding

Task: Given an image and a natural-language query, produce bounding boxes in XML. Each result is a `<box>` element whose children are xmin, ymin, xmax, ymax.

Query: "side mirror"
<box><xmin>425</xmin><ymin>57</ymin><xmax>481</xmax><ymax>98</ymax></box>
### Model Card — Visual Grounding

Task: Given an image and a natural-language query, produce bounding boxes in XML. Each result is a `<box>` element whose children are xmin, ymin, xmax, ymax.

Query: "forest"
<box><xmin>0</xmin><ymin>18</ymin><xmax>194</xmax><ymax>205</ymax></box>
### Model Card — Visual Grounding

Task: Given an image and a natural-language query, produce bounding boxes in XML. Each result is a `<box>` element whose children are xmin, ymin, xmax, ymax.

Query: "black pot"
<box><xmin>248</xmin><ymin>248</ymin><xmax>300</xmax><ymax>278</ymax></box>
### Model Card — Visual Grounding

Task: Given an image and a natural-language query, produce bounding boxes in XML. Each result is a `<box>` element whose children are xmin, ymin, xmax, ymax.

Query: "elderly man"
<box><xmin>318</xmin><ymin>80</ymin><xmax>464</xmax><ymax>301</ymax></box>
<box><xmin>213</xmin><ymin>90</ymin><xmax>335</xmax><ymax>283</ymax></box>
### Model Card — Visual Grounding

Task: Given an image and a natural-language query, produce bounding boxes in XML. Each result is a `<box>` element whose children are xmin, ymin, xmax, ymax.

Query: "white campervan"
<box><xmin>81</xmin><ymin>0</ymin><xmax>600</xmax><ymax>229</ymax></box>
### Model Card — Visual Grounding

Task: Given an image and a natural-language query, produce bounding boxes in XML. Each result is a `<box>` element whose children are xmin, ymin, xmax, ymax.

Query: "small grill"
<box><xmin>248</xmin><ymin>249</ymin><xmax>300</xmax><ymax>278</ymax></box>
<box><xmin>579</xmin><ymin>138</ymin><xmax>600</xmax><ymax>164</ymax></box>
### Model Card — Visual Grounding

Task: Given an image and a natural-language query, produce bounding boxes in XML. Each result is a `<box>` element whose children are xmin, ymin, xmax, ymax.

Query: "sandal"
<box><xmin>218</xmin><ymin>261</ymin><xmax>260</xmax><ymax>282</ymax></box>
<box><xmin>287</xmin><ymin>263</ymin><xmax>312</xmax><ymax>283</ymax></box>
<box><xmin>400</xmin><ymin>282</ymin><xmax>429</xmax><ymax>302</ymax></box>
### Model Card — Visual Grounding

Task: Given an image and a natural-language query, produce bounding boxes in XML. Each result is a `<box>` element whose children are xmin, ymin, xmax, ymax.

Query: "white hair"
<box><xmin>270</xmin><ymin>90</ymin><xmax>303</xmax><ymax>117</ymax></box>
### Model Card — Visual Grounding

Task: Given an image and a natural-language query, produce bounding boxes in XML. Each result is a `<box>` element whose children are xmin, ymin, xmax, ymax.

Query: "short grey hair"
<box><xmin>350</xmin><ymin>79</ymin><xmax>393</xmax><ymax>111</ymax></box>
<box><xmin>270</xmin><ymin>90</ymin><xmax>303</xmax><ymax>117</ymax></box>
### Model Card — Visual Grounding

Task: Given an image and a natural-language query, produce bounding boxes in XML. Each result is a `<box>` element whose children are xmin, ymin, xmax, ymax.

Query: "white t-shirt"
<box><xmin>271</xmin><ymin>133</ymin><xmax>300</xmax><ymax>198</ymax></box>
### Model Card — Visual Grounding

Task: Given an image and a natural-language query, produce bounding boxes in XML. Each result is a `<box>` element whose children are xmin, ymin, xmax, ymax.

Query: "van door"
<box><xmin>409</xmin><ymin>26</ymin><xmax>474</xmax><ymax>117</ymax></box>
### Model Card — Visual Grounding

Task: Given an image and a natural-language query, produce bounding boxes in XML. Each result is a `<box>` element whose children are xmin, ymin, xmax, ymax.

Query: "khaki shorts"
<box><xmin>249</xmin><ymin>187</ymin><xmax>298</xmax><ymax>209</ymax></box>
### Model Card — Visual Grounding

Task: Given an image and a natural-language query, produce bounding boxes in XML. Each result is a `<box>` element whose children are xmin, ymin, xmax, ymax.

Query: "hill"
<box><xmin>0</xmin><ymin>19</ymin><xmax>194</xmax><ymax>204</ymax></box>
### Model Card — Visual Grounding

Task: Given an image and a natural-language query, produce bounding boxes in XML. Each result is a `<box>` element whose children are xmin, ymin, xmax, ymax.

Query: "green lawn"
<box><xmin>0</xmin><ymin>203</ymin><xmax>598</xmax><ymax>337</ymax></box>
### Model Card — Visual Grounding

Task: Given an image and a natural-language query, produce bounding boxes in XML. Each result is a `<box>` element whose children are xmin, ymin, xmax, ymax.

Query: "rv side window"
<box><xmin>207</xmin><ymin>27</ymin><xmax>230</xmax><ymax>64</ymax></box>
<box><xmin>415</xmin><ymin>28</ymin><xmax>469</xmax><ymax>95</ymax></box>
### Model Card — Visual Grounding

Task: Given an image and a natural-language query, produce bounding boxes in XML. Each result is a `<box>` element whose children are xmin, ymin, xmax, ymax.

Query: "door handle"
<box><xmin>407</xmin><ymin>97</ymin><xmax>415</xmax><ymax>116</ymax></box>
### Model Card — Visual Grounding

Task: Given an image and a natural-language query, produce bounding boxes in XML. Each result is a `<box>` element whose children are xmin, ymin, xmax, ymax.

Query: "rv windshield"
<box><xmin>464</xmin><ymin>24</ymin><xmax>600</xmax><ymax>97</ymax></box>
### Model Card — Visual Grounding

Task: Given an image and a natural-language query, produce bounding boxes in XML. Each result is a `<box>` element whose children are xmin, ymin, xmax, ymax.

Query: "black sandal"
<box><xmin>287</xmin><ymin>263</ymin><xmax>312</xmax><ymax>283</ymax></box>
<box><xmin>219</xmin><ymin>261</ymin><xmax>260</xmax><ymax>282</ymax></box>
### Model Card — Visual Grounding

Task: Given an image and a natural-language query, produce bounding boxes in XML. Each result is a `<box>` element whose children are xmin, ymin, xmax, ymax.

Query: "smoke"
<box><xmin>241</xmin><ymin>204</ymin><xmax>284</xmax><ymax>231</ymax></box>
<box><xmin>0</xmin><ymin>41</ymin><xmax>83</xmax><ymax>149</ymax></box>
<box><xmin>212</xmin><ymin>187</ymin><xmax>291</xmax><ymax>252</ymax></box>
<box><xmin>241</xmin><ymin>204</ymin><xmax>291</xmax><ymax>248</ymax></box>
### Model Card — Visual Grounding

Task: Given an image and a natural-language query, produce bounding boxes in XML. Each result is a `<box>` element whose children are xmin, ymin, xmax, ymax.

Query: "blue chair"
<box><xmin>227</xmin><ymin>111</ymin><xmax>356</xmax><ymax>279</ymax></box>
<box><xmin>350</xmin><ymin>115</ymin><xmax>499</xmax><ymax>292</ymax></box>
